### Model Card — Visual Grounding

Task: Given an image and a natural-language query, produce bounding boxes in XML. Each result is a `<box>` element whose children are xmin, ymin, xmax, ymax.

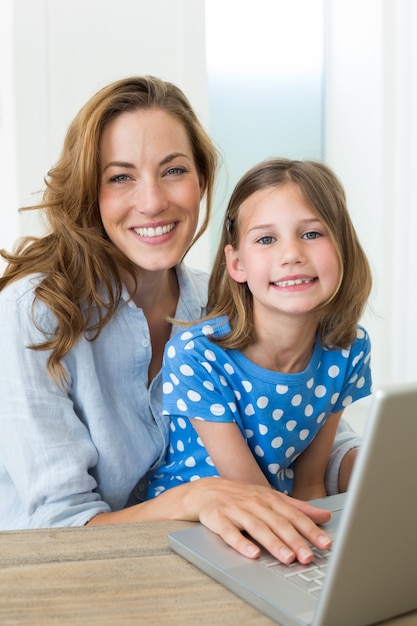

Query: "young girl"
<box><xmin>147</xmin><ymin>158</ymin><xmax>373</xmax><ymax>501</ymax></box>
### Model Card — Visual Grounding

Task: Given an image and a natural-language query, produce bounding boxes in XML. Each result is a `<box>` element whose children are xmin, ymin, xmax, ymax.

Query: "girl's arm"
<box><xmin>190</xmin><ymin>418</ymin><xmax>271</xmax><ymax>487</ymax></box>
<box><xmin>292</xmin><ymin>410</ymin><xmax>344</xmax><ymax>501</ymax></box>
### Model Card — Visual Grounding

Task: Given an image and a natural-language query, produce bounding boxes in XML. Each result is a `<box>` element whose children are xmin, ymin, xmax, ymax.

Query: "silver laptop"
<box><xmin>168</xmin><ymin>382</ymin><xmax>417</xmax><ymax>626</ymax></box>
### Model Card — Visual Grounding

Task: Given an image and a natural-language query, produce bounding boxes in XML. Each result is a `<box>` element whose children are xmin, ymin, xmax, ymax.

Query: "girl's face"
<box><xmin>225</xmin><ymin>183</ymin><xmax>341</xmax><ymax>325</ymax></box>
<box><xmin>99</xmin><ymin>108</ymin><xmax>204</xmax><ymax>272</ymax></box>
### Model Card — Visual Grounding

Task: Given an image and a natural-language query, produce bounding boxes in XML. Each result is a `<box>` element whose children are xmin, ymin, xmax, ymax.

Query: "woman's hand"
<box><xmin>88</xmin><ymin>477</ymin><xmax>332</xmax><ymax>564</ymax></box>
<box><xmin>175</xmin><ymin>477</ymin><xmax>332</xmax><ymax>564</ymax></box>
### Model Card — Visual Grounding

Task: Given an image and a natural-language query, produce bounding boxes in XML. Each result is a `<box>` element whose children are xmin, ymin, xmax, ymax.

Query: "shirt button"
<box><xmin>142</xmin><ymin>338</ymin><xmax>150</xmax><ymax>348</ymax></box>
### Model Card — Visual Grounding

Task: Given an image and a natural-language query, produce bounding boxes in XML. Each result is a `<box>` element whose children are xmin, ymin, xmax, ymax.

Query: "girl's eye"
<box><xmin>303</xmin><ymin>231</ymin><xmax>321</xmax><ymax>240</ymax></box>
<box><xmin>109</xmin><ymin>174</ymin><xmax>131</xmax><ymax>183</ymax></box>
<box><xmin>257</xmin><ymin>235</ymin><xmax>275</xmax><ymax>245</ymax></box>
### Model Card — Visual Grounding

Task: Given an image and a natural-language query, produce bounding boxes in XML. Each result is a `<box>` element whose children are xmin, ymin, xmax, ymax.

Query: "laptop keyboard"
<box><xmin>259</xmin><ymin>546</ymin><xmax>332</xmax><ymax>597</ymax></box>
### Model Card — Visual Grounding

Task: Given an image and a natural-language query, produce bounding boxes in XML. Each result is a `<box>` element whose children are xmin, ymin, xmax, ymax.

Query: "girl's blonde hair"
<box><xmin>207</xmin><ymin>158</ymin><xmax>372</xmax><ymax>350</ymax></box>
<box><xmin>0</xmin><ymin>76</ymin><xmax>218</xmax><ymax>383</ymax></box>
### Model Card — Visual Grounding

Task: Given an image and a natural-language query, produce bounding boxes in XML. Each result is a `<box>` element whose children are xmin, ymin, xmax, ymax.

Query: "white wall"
<box><xmin>325</xmin><ymin>0</ymin><xmax>417</xmax><ymax>388</ymax></box>
<box><xmin>1</xmin><ymin>0</ymin><xmax>416</xmax><ymax>395</ymax></box>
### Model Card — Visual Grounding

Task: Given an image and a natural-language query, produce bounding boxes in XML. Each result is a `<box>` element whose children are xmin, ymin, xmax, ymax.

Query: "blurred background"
<box><xmin>1</xmin><ymin>0</ymin><xmax>416</xmax><ymax>431</ymax></box>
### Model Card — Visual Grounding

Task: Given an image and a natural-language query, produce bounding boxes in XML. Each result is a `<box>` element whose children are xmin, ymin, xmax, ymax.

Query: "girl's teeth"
<box><xmin>275</xmin><ymin>278</ymin><xmax>314</xmax><ymax>287</ymax></box>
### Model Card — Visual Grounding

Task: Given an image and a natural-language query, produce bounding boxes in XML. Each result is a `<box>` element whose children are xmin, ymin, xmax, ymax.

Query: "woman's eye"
<box><xmin>257</xmin><ymin>235</ymin><xmax>275</xmax><ymax>245</ymax></box>
<box><xmin>303</xmin><ymin>231</ymin><xmax>321</xmax><ymax>240</ymax></box>
<box><xmin>109</xmin><ymin>174</ymin><xmax>130</xmax><ymax>183</ymax></box>
<box><xmin>165</xmin><ymin>166</ymin><xmax>187</xmax><ymax>176</ymax></box>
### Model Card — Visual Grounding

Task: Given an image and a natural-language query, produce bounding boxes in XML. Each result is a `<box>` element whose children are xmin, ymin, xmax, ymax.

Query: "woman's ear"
<box><xmin>224</xmin><ymin>244</ymin><xmax>247</xmax><ymax>283</ymax></box>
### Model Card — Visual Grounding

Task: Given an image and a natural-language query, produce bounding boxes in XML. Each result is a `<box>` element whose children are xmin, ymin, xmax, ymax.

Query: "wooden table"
<box><xmin>0</xmin><ymin>522</ymin><xmax>416</xmax><ymax>626</ymax></box>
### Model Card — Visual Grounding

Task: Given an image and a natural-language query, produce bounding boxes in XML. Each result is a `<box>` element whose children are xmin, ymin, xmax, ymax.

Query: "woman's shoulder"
<box><xmin>0</xmin><ymin>273</ymin><xmax>45</xmax><ymax>304</ymax></box>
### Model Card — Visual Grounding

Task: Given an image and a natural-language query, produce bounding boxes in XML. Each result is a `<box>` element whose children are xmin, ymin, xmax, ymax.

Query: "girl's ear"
<box><xmin>224</xmin><ymin>244</ymin><xmax>247</xmax><ymax>283</ymax></box>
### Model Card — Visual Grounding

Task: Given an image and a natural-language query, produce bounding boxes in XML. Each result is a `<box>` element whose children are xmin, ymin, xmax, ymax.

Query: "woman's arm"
<box><xmin>87</xmin><ymin>477</ymin><xmax>332</xmax><ymax>564</ymax></box>
<box><xmin>292</xmin><ymin>410</ymin><xmax>344</xmax><ymax>501</ymax></box>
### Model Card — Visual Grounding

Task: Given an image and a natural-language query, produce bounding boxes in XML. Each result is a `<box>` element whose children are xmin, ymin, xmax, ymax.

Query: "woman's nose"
<box><xmin>134</xmin><ymin>180</ymin><xmax>169</xmax><ymax>215</ymax></box>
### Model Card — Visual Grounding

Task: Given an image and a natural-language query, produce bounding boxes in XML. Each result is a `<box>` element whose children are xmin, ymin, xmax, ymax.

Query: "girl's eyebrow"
<box><xmin>247</xmin><ymin>218</ymin><xmax>323</xmax><ymax>233</ymax></box>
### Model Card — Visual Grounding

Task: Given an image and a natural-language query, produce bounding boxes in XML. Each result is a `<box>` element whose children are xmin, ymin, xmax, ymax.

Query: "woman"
<box><xmin>0</xmin><ymin>76</ymin><xmax>359</xmax><ymax>564</ymax></box>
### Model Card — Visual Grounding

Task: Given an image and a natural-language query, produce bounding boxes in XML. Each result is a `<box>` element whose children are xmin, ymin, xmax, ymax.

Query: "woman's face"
<box><xmin>99</xmin><ymin>108</ymin><xmax>204</xmax><ymax>272</ymax></box>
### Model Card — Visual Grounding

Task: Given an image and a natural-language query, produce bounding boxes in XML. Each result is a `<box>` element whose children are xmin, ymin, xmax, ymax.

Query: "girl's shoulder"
<box><xmin>169</xmin><ymin>315</ymin><xmax>230</xmax><ymax>350</ymax></box>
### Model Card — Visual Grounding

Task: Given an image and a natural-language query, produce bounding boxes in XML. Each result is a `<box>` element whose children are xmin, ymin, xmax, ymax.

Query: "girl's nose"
<box><xmin>279</xmin><ymin>238</ymin><xmax>305</xmax><ymax>265</ymax></box>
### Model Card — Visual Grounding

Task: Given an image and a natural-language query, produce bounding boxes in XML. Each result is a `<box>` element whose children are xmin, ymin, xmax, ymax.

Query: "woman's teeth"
<box><xmin>134</xmin><ymin>223</ymin><xmax>175</xmax><ymax>238</ymax></box>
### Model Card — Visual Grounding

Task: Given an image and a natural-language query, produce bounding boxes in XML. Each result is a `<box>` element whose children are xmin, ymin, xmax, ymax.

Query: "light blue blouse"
<box><xmin>0</xmin><ymin>265</ymin><xmax>207</xmax><ymax>529</ymax></box>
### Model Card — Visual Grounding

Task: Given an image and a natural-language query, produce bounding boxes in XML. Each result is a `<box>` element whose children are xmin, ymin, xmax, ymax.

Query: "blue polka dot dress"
<box><xmin>146</xmin><ymin>316</ymin><xmax>372</xmax><ymax>498</ymax></box>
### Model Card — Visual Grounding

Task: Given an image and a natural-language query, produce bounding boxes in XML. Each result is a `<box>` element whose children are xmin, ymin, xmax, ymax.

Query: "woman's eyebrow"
<box><xmin>102</xmin><ymin>161</ymin><xmax>136</xmax><ymax>173</ymax></box>
<box><xmin>159</xmin><ymin>152</ymin><xmax>191</xmax><ymax>166</ymax></box>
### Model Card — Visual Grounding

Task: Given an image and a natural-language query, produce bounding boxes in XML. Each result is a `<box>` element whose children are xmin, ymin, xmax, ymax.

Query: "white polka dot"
<box><xmin>196</xmin><ymin>436</ymin><xmax>204</xmax><ymax>446</ymax></box>
<box><xmin>285</xmin><ymin>468</ymin><xmax>294</xmax><ymax>478</ymax></box>
<box><xmin>259</xmin><ymin>424</ymin><xmax>268</xmax><ymax>435</ymax></box>
<box><xmin>245</xmin><ymin>429</ymin><xmax>254</xmax><ymax>438</ymax></box>
<box><xmin>314</xmin><ymin>385</ymin><xmax>327</xmax><ymax>398</ymax></box>
<box><xmin>167</xmin><ymin>345</ymin><xmax>176</xmax><ymax>358</ymax></box>
<box><xmin>349</xmin><ymin>373</ymin><xmax>358</xmax><ymax>383</ymax></box>
<box><xmin>285</xmin><ymin>446</ymin><xmax>295</xmax><ymax>458</ymax></box>
<box><xmin>306</xmin><ymin>377</ymin><xmax>314</xmax><ymax>389</ymax></box>
<box><xmin>202</xmin><ymin>362</ymin><xmax>212</xmax><ymax>373</ymax></box>
<box><xmin>228</xmin><ymin>402</ymin><xmax>237</xmax><ymax>412</ymax></box>
<box><xmin>154</xmin><ymin>486</ymin><xmax>166</xmax><ymax>495</ymax></box>
<box><xmin>304</xmin><ymin>404</ymin><xmax>313</xmax><ymax>417</ymax></box>
<box><xmin>254</xmin><ymin>445</ymin><xmax>264</xmax><ymax>457</ymax></box>
<box><xmin>187</xmin><ymin>390</ymin><xmax>201</xmax><ymax>402</ymax></box>
<box><xmin>224</xmin><ymin>362</ymin><xmax>235</xmax><ymax>375</ymax></box>
<box><xmin>242</xmin><ymin>380</ymin><xmax>252</xmax><ymax>392</ymax></box>
<box><xmin>169</xmin><ymin>373</ymin><xmax>180</xmax><ymax>385</ymax></box>
<box><xmin>180</xmin><ymin>364</ymin><xmax>194</xmax><ymax>376</ymax></box>
<box><xmin>163</xmin><ymin>382</ymin><xmax>174</xmax><ymax>394</ymax></box>
<box><xmin>286</xmin><ymin>420</ymin><xmax>297</xmax><ymax>431</ymax></box>
<box><xmin>271</xmin><ymin>436</ymin><xmax>283</xmax><ymax>448</ymax></box>
<box><xmin>177</xmin><ymin>417</ymin><xmax>187</xmax><ymax>429</ymax></box>
<box><xmin>291</xmin><ymin>394</ymin><xmax>302</xmax><ymax>407</ymax></box>
<box><xmin>352</xmin><ymin>352</ymin><xmax>364</xmax><ymax>367</ymax></box>
<box><xmin>299</xmin><ymin>429</ymin><xmax>310</xmax><ymax>441</ymax></box>
<box><xmin>257</xmin><ymin>396</ymin><xmax>269</xmax><ymax>409</ymax></box>
<box><xmin>245</xmin><ymin>404</ymin><xmax>255</xmax><ymax>416</ymax></box>
<box><xmin>169</xmin><ymin>422</ymin><xmax>176</xmax><ymax>432</ymax></box>
<box><xmin>341</xmin><ymin>348</ymin><xmax>349</xmax><ymax>358</ymax></box>
<box><xmin>202</xmin><ymin>325</ymin><xmax>214</xmax><ymax>336</ymax></box>
<box><xmin>185</xmin><ymin>456</ymin><xmax>196</xmax><ymax>467</ymax></box>
<box><xmin>342</xmin><ymin>395</ymin><xmax>353</xmax><ymax>407</ymax></box>
<box><xmin>356</xmin><ymin>327</ymin><xmax>365</xmax><ymax>339</ymax></box>
<box><xmin>317</xmin><ymin>412</ymin><xmax>326</xmax><ymax>424</ymax></box>
<box><xmin>210</xmin><ymin>403</ymin><xmax>226</xmax><ymax>416</ymax></box>
<box><xmin>276</xmin><ymin>384</ymin><xmax>288</xmax><ymax>394</ymax></box>
<box><xmin>204</xmin><ymin>349</ymin><xmax>216</xmax><ymax>361</ymax></box>
<box><xmin>268</xmin><ymin>463</ymin><xmax>280</xmax><ymax>474</ymax></box>
<box><xmin>205</xmin><ymin>456</ymin><xmax>215</xmax><ymax>466</ymax></box>
<box><xmin>177</xmin><ymin>440</ymin><xmax>184</xmax><ymax>452</ymax></box>
<box><xmin>356</xmin><ymin>376</ymin><xmax>365</xmax><ymax>388</ymax></box>
<box><xmin>203</xmin><ymin>380</ymin><xmax>215</xmax><ymax>391</ymax></box>
<box><xmin>331</xmin><ymin>392</ymin><xmax>340</xmax><ymax>404</ymax></box>
<box><xmin>190</xmin><ymin>475</ymin><xmax>201</xmax><ymax>482</ymax></box>
<box><xmin>184</xmin><ymin>340</ymin><xmax>194</xmax><ymax>350</ymax></box>
<box><xmin>233</xmin><ymin>389</ymin><xmax>242</xmax><ymax>400</ymax></box>
<box><xmin>328</xmin><ymin>365</ymin><xmax>340</xmax><ymax>378</ymax></box>
<box><xmin>177</xmin><ymin>399</ymin><xmax>187</xmax><ymax>412</ymax></box>
<box><xmin>272</xmin><ymin>409</ymin><xmax>284</xmax><ymax>421</ymax></box>
<box><xmin>180</xmin><ymin>331</ymin><xmax>193</xmax><ymax>341</ymax></box>
<box><xmin>219</xmin><ymin>375</ymin><xmax>227</xmax><ymax>386</ymax></box>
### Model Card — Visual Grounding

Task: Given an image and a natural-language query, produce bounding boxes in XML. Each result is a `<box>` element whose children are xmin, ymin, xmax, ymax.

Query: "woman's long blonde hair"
<box><xmin>0</xmin><ymin>76</ymin><xmax>218</xmax><ymax>383</ymax></box>
<box><xmin>207</xmin><ymin>158</ymin><xmax>372</xmax><ymax>350</ymax></box>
